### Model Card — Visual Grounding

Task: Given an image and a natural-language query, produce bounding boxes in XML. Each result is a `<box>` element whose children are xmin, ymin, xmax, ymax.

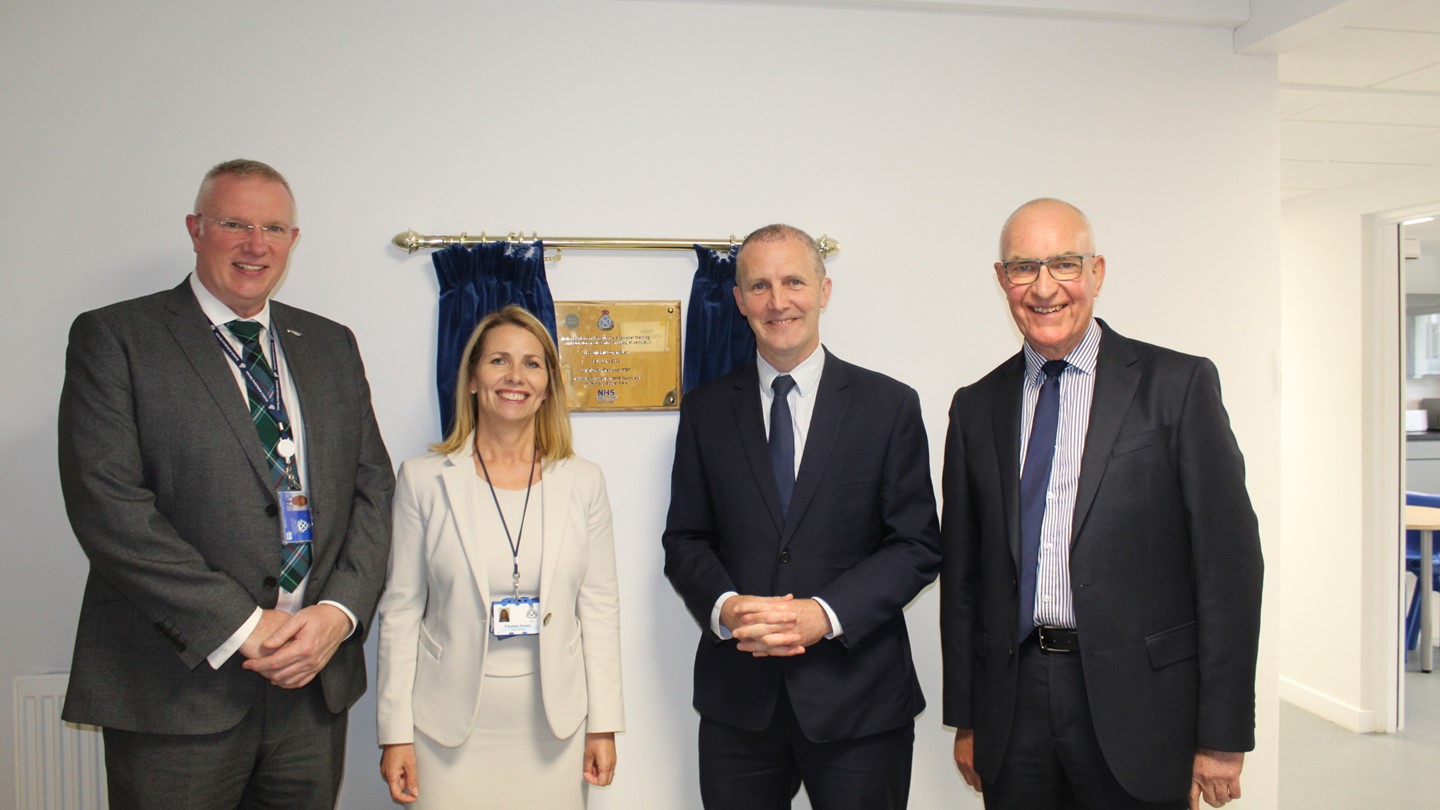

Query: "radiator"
<box><xmin>13</xmin><ymin>674</ymin><xmax>107</xmax><ymax>810</ymax></box>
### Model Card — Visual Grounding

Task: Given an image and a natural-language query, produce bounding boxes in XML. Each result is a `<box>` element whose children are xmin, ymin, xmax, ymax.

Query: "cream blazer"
<box><xmin>376</xmin><ymin>444</ymin><xmax>624</xmax><ymax>747</ymax></box>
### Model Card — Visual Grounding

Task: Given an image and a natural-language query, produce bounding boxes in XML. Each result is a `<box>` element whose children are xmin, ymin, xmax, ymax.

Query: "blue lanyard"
<box><xmin>477</xmin><ymin>450</ymin><xmax>538</xmax><ymax>600</ymax></box>
<box><xmin>210</xmin><ymin>320</ymin><xmax>289</xmax><ymax>431</ymax></box>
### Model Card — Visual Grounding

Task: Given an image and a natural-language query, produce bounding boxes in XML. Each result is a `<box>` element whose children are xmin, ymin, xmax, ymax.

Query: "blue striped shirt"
<box><xmin>1019</xmin><ymin>319</ymin><xmax>1102</xmax><ymax>630</ymax></box>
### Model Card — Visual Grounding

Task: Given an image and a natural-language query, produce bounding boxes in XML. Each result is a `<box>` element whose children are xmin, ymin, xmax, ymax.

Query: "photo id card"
<box><xmin>491</xmin><ymin>596</ymin><xmax>540</xmax><ymax>637</ymax></box>
<box><xmin>280</xmin><ymin>490</ymin><xmax>314</xmax><ymax>546</ymax></box>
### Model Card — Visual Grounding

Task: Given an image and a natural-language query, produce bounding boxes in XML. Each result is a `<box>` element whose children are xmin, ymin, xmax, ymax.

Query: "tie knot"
<box><xmin>226</xmin><ymin>319</ymin><xmax>263</xmax><ymax>344</ymax></box>
<box><xmin>1041</xmin><ymin>360</ymin><xmax>1067</xmax><ymax>381</ymax></box>
<box><xmin>772</xmin><ymin>374</ymin><xmax>797</xmax><ymax>397</ymax></box>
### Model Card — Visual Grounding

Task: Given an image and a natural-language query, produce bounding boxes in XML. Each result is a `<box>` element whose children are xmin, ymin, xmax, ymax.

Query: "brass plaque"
<box><xmin>555</xmin><ymin>301</ymin><xmax>681</xmax><ymax>412</ymax></box>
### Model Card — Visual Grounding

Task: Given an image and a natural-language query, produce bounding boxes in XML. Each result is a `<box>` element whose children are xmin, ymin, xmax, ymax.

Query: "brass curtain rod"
<box><xmin>391</xmin><ymin>229</ymin><xmax>840</xmax><ymax>258</ymax></box>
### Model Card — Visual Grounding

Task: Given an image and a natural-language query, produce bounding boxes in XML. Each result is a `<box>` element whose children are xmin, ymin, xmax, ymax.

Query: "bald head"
<box><xmin>998</xmin><ymin>198</ymin><xmax>1094</xmax><ymax>261</ymax></box>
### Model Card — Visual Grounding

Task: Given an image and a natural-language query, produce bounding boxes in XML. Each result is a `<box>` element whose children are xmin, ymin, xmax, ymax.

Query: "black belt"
<box><xmin>1028</xmin><ymin>626</ymin><xmax>1079</xmax><ymax>653</ymax></box>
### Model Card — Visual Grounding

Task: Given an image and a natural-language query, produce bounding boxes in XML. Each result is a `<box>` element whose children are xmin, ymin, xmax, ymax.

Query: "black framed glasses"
<box><xmin>198</xmin><ymin>215</ymin><xmax>296</xmax><ymax>244</ymax></box>
<box><xmin>1000</xmin><ymin>254</ymin><xmax>1094</xmax><ymax>285</ymax></box>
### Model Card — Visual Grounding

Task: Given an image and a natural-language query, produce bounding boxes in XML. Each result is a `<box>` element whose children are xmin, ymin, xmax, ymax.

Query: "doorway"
<box><xmin>1401</xmin><ymin>213</ymin><xmax>1440</xmax><ymax>732</ymax></box>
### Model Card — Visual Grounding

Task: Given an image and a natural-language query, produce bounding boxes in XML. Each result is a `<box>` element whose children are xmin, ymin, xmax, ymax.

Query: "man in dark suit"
<box><xmin>941</xmin><ymin>198</ymin><xmax>1262</xmax><ymax>809</ymax></box>
<box><xmin>663</xmin><ymin>224</ymin><xmax>941</xmax><ymax>810</ymax></box>
<box><xmin>58</xmin><ymin>159</ymin><xmax>394</xmax><ymax>808</ymax></box>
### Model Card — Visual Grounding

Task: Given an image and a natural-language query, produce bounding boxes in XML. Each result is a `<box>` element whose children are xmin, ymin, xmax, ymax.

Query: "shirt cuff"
<box><xmin>813</xmin><ymin>596</ymin><xmax>842</xmax><ymax>639</ymax></box>
<box><xmin>319</xmin><ymin>600</ymin><xmax>358</xmax><ymax>640</ymax></box>
<box><xmin>208</xmin><ymin>607</ymin><xmax>262</xmax><ymax>669</ymax></box>
<box><xmin>710</xmin><ymin>591</ymin><xmax>739</xmax><ymax>639</ymax></box>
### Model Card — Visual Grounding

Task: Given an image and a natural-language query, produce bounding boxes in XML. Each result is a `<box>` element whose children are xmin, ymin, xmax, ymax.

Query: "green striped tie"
<box><xmin>226</xmin><ymin>320</ymin><xmax>311</xmax><ymax>592</ymax></box>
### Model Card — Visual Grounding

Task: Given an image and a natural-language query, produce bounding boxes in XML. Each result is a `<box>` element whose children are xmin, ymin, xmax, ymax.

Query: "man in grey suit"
<box><xmin>941</xmin><ymin>199</ymin><xmax>1262</xmax><ymax>809</ymax></box>
<box><xmin>58</xmin><ymin>159</ymin><xmax>394</xmax><ymax>808</ymax></box>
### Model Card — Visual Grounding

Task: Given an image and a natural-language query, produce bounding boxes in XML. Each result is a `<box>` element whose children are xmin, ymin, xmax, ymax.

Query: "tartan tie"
<box><xmin>226</xmin><ymin>320</ymin><xmax>311</xmax><ymax>592</ymax></box>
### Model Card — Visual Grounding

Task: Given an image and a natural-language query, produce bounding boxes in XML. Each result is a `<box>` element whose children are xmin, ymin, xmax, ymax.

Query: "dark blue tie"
<box><xmin>770</xmin><ymin>375</ymin><xmax>797</xmax><ymax>517</ymax></box>
<box><xmin>1018</xmin><ymin>359</ymin><xmax>1068</xmax><ymax>643</ymax></box>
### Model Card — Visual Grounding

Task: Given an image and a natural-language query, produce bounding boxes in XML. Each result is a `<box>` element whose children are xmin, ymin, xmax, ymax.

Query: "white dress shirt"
<box><xmin>710</xmin><ymin>347</ymin><xmax>843</xmax><ymax>639</ymax></box>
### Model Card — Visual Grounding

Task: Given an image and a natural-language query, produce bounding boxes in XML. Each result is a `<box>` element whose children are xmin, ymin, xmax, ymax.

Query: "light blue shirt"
<box><xmin>1019</xmin><ymin>318</ymin><xmax>1102</xmax><ymax>630</ymax></box>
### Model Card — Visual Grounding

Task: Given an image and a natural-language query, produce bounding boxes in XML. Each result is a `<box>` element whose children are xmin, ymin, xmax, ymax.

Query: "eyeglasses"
<box><xmin>1000</xmin><ymin>254</ymin><xmax>1094</xmax><ymax>285</ymax></box>
<box><xmin>198</xmin><ymin>215</ymin><xmax>296</xmax><ymax>244</ymax></box>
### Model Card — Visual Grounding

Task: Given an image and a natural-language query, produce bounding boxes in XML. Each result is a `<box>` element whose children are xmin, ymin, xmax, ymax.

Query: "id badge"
<box><xmin>279</xmin><ymin>490</ymin><xmax>314</xmax><ymax>545</ymax></box>
<box><xmin>491</xmin><ymin>596</ymin><xmax>541</xmax><ymax>638</ymax></box>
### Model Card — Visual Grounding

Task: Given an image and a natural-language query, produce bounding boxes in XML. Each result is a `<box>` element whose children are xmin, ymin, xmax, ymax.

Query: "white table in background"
<box><xmin>1405</xmin><ymin>505</ymin><xmax>1440</xmax><ymax>672</ymax></box>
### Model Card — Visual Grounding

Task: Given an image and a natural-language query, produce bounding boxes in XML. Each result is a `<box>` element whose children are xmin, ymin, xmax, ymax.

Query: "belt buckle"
<box><xmin>1036</xmin><ymin>626</ymin><xmax>1076</xmax><ymax>653</ymax></box>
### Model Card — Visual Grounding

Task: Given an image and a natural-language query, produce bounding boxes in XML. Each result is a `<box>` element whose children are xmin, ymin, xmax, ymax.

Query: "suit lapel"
<box><xmin>1070</xmin><ymin>324</ymin><xmax>1140</xmax><ymax>546</ymax></box>
<box><xmin>442</xmin><ymin>446</ymin><xmax>493</xmax><ymax>608</ymax></box>
<box><xmin>783</xmin><ymin>353</ymin><xmax>848</xmax><ymax>542</ymax></box>
<box><xmin>991</xmin><ymin>353</ymin><xmax>1025</xmax><ymax>566</ymax></box>
<box><xmin>163</xmin><ymin>283</ymin><xmax>274</xmax><ymax>492</ymax></box>
<box><xmin>733</xmin><ymin>364</ymin><xmax>787</xmax><ymax>532</ymax></box>
<box><xmin>538</xmin><ymin>458</ymin><xmax>574</xmax><ymax>608</ymax></box>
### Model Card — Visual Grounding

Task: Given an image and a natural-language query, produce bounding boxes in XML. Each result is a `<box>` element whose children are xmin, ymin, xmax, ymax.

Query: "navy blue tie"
<box><xmin>1018</xmin><ymin>359</ymin><xmax>1068</xmax><ymax>643</ymax></box>
<box><xmin>770</xmin><ymin>375</ymin><xmax>797</xmax><ymax>517</ymax></box>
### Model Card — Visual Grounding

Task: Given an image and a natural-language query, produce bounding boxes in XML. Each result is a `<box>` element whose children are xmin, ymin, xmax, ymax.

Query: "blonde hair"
<box><xmin>432</xmin><ymin>305</ymin><xmax>574</xmax><ymax>461</ymax></box>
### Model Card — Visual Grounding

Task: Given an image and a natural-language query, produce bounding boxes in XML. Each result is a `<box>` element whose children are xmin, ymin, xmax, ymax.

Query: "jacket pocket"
<box><xmin>418</xmin><ymin>623</ymin><xmax>444</xmax><ymax>660</ymax></box>
<box><xmin>1145</xmin><ymin>621</ymin><xmax>1198</xmax><ymax>669</ymax></box>
<box><xmin>1113</xmin><ymin>427</ymin><xmax>1168</xmax><ymax>457</ymax></box>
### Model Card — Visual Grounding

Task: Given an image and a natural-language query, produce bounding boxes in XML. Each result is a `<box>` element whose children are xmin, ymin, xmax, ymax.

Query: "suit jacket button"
<box><xmin>1008</xmin><ymin>646</ymin><xmax>1015</xmax><ymax>656</ymax></box>
<box><xmin>779</xmin><ymin>551</ymin><xmax>791</xmax><ymax>563</ymax></box>
<box><xmin>263</xmin><ymin>576</ymin><xmax>278</xmax><ymax>589</ymax></box>
<box><xmin>542</xmin><ymin>613</ymin><xmax>551</xmax><ymax>626</ymax></box>
<box><xmin>265</xmin><ymin>504</ymin><xmax>279</xmax><ymax>517</ymax></box>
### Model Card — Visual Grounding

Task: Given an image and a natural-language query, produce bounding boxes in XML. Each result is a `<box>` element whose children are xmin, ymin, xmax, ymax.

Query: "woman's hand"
<box><xmin>582</xmin><ymin>732</ymin><xmax>617</xmax><ymax>786</ymax></box>
<box><xmin>380</xmin><ymin>743</ymin><xmax>420</xmax><ymax>804</ymax></box>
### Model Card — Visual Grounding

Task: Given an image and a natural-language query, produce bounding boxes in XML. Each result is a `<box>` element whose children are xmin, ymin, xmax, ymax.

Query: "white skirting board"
<box><xmin>13</xmin><ymin>674</ymin><xmax>106</xmax><ymax>810</ymax></box>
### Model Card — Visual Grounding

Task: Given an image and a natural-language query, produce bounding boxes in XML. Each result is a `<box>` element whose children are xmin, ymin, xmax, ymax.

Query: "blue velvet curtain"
<box><xmin>433</xmin><ymin>241</ymin><xmax>556</xmax><ymax>435</ymax></box>
<box><xmin>683</xmin><ymin>244</ymin><xmax>754</xmax><ymax>393</ymax></box>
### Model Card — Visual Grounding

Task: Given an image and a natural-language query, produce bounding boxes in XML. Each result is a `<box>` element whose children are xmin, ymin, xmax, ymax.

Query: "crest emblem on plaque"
<box><xmin>597</xmin><ymin>309</ymin><xmax>615</xmax><ymax>331</ymax></box>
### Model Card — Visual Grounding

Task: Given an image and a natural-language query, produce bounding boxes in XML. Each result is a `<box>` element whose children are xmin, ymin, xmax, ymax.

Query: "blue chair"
<box><xmin>1405</xmin><ymin>491</ymin><xmax>1440</xmax><ymax>651</ymax></box>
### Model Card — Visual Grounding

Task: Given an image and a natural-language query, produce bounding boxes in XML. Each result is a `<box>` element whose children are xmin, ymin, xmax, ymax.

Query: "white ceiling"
<box><xmin>1277</xmin><ymin>0</ymin><xmax>1440</xmax><ymax>201</ymax></box>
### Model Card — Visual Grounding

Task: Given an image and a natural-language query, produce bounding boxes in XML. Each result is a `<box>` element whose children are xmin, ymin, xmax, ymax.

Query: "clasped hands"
<box><xmin>721</xmin><ymin>593</ymin><xmax>831</xmax><ymax>657</ymax></box>
<box><xmin>239</xmin><ymin>604</ymin><xmax>350</xmax><ymax>689</ymax></box>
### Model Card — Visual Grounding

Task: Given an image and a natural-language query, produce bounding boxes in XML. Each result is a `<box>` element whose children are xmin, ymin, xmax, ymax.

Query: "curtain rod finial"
<box><xmin>393</xmin><ymin>229</ymin><xmax>423</xmax><ymax>254</ymax></box>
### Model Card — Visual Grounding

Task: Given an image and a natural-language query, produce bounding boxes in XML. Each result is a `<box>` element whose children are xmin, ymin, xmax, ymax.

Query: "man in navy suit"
<box><xmin>663</xmin><ymin>224</ymin><xmax>941</xmax><ymax>810</ymax></box>
<box><xmin>941</xmin><ymin>198</ymin><xmax>1262</xmax><ymax>809</ymax></box>
<box><xmin>58</xmin><ymin>159</ymin><xmax>394</xmax><ymax>808</ymax></box>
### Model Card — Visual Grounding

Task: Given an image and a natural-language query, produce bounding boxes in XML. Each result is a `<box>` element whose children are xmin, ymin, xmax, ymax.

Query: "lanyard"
<box><xmin>477</xmin><ymin>450</ymin><xmax>538</xmax><ymax>600</ymax></box>
<box><xmin>211</xmin><ymin>320</ymin><xmax>300</xmax><ymax>489</ymax></box>
<box><xmin>210</xmin><ymin>320</ymin><xmax>289</xmax><ymax>425</ymax></box>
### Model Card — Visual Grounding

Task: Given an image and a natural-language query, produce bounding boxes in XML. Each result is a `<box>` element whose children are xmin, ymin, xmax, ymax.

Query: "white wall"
<box><xmin>0</xmin><ymin>1</ymin><xmax>1281</xmax><ymax>807</ymax></box>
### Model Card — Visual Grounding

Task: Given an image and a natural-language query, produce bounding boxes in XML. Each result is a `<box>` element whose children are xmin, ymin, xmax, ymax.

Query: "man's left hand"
<box><xmin>1190</xmin><ymin>749</ymin><xmax>1244</xmax><ymax>809</ymax></box>
<box><xmin>734</xmin><ymin>597</ymin><xmax>831</xmax><ymax>657</ymax></box>
<box><xmin>242</xmin><ymin>604</ymin><xmax>351</xmax><ymax>689</ymax></box>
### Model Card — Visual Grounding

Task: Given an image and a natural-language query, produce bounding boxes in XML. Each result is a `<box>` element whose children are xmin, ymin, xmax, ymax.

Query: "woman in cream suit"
<box><xmin>377</xmin><ymin>305</ymin><xmax>623</xmax><ymax>807</ymax></box>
